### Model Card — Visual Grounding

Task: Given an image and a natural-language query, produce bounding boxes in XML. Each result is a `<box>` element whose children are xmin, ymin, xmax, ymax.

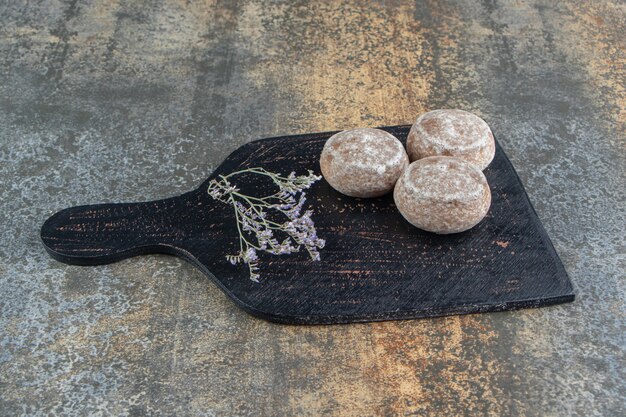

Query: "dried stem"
<box><xmin>208</xmin><ymin>167</ymin><xmax>325</xmax><ymax>282</ymax></box>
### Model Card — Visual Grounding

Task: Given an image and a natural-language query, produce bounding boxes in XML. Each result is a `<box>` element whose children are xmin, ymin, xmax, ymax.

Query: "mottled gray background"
<box><xmin>0</xmin><ymin>1</ymin><xmax>624</xmax><ymax>416</ymax></box>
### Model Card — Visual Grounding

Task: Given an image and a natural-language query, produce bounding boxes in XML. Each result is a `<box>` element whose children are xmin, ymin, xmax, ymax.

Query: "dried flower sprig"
<box><xmin>208</xmin><ymin>167</ymin><xmax>325</xmax><ymax>282</ymax></box>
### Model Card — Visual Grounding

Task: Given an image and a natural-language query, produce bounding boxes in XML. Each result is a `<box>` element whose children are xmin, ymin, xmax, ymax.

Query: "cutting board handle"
<box><xmin>40</xmin><ymin>195</ymin><xmax>195</xmax><ymax>265</ymax></box>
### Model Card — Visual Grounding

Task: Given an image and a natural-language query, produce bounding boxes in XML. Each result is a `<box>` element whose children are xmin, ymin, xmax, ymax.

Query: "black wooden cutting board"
<box><xmin>40</xmin><ymin>125</ymin><xmax>575</xmax><ymax>324</ymax></box>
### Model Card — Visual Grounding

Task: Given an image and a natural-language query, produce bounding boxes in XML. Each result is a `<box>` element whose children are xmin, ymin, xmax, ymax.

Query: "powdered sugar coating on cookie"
<box><xmin>394</xmin><ymin>156</ymin><xmax>491</xmax><ymax>234</ymax></box>
<box><xmin>320</xmin><ymin>128</ymin><xmax>409</xmax><ymax>198</ymax></box>
<box><xmin>407</xmin><ymin>109</ymin><xmax>495</xmax><ymax>170</ymax></box>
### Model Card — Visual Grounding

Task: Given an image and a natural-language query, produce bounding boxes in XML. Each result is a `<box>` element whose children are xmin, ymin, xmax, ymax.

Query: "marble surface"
<box><xmin>0</xmin><ymin>1</ymin><xmax>624</xmax><ymax>416</ymax></box>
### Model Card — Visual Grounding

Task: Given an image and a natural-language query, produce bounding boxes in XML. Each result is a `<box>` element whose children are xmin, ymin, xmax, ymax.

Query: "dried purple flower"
<box><xmin>207</xmin><ymin>167</ymin><xmax>324</xmax><ymax>282</ymax></box>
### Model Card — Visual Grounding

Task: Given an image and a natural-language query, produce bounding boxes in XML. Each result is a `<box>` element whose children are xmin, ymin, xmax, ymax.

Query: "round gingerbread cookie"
<box><xmin>407</xmin><ymin>109</ymin><xmax>495</xmax><ymax>170</ymax></box>
<box><xmin>393</xmin><ymin>156</ymin><xmax>491</xmax><ymax>234</ymax></box>
<box><xmin>320</xmin><ymin>128</ymin><xmax>409</xmax><ymax>198</ymax></box>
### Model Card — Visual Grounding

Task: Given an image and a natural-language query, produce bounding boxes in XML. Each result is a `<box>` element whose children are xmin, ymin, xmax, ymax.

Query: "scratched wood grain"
<box><xmin>41</xmin><ymin>126</ymin><xmax>574</xmax><ymax>324</ymax></box>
